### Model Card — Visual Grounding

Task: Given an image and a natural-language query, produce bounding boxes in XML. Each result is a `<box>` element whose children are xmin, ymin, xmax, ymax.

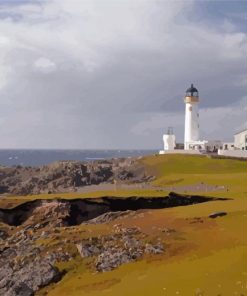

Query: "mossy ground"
<box><xmin>2</xmin><ymin>154</ymin><xmax>247</xmax><ymax>295</ymax></box>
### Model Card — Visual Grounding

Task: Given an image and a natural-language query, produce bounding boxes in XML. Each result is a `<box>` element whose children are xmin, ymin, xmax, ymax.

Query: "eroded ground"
<box><xmin>0</xmin><ymin>193</ymin><xmax>247</xmax><ymax>296</ymax></box>
<box><xmin>43</xmin><ymin>197</ymin><xmax>247</xmax><ymax>296</ymax></box>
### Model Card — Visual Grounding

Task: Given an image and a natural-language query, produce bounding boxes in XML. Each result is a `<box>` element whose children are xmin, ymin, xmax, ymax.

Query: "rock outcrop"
<box><xmin>76</xmin><ymin>227</ymin><xmax>164</xmax><ymax>272</ymax></box>
<box><xmin>0</xmin><ymin>226</ymin><xmax>64</xmax><ymax>296</ymax></box>
<box><xmin>0</xmin><ymin>260</ymin><xmax>61</xmax><ymax>296</ymax></box>
<box><xmin>0</xmin><ymin>158</ymin><xmax>150</xmax><ymax>195</ymax></box>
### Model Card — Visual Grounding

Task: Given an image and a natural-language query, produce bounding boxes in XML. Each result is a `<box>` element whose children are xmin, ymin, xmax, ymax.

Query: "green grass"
<box><xmin>141</xmin><ymin>154</ymin><xmax>247</xmax><ymax>175</ymax></box>
<box><xmin>3</xmin><ymin>154</ymin><xmax>247</xmax><ymax>295</ymax></box>
<box><xmin>139</xmin><ymin>154</ymin><xmax>247</xmax><ymax>197</ymax></box>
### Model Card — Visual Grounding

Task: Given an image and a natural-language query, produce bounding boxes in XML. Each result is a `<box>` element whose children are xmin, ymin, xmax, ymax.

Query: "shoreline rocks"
<box><xmin>0</xmin><ymin>158</ymin><xmax>149</xmax><ymax>196</ymax></box>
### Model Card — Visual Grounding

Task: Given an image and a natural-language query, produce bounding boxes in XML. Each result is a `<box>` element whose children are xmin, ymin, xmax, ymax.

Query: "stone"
<box><xmin>144</xmin><ymin>243</ymin><xmax>164</xmax><ymax>254</ymax></box>
<box><xmin>0</xmin><ymin>259</ymin><xmax>61</xmax><ymax>296</ymax></box>
<box><xmin>0</xmin><ymin>230</ymin><xmax>8</xmax><ymax>240</ymax></box>
<box><xmin>77</xmin><ymin>232</ymin><xmax>164</xmax><ymax>273</ymax></box>
<box><xmin>12</xmin><ymin>282</ymin><xmax>34</xmax><ymax>296</ymax></box>
<box><xmin>86</xmin><ymin>211</ymin><xmax>133</xmax><ymax>224</ymax></box>
<box><xmin>76</xmin><ymin>243</ymin><xmax>102</xmax><ymax>258</ymax></box>
<box><xmin>209</xmin><ymin>212</ymin><xmax>227</xmax><ymax>219</ymax></box>
<box><xmin>162</xmin><ymin>227</ymin><xmax>176</xmax><ymax>234</ymax></box>
<box><xmin>95</xmin><ymin>249</ymin><xmax>133</xmax><ymax>272</ymax></box>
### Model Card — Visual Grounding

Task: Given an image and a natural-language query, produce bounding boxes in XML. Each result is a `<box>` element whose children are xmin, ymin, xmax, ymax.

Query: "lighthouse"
<box><xmin>159</xmin><ymin>83</ymin><xmax>223</xmax><ymax>155</ymax></box>
<box><xmin>184</xmin><ymin>84</ymin><xmax>200</xmax><ymax>150</ymax></box>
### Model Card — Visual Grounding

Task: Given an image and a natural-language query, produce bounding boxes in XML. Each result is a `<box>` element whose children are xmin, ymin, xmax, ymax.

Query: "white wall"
<box><xmin>234</xmin><ymin>131</ymin><xmax>247</xmax><ymax>150</ymax></box>
<box><xmin>205</xmin><ymin>140</ymin><xmax>223</xmax><ymax>152</ymax></box>
<box><xmin>159</xmin><ymin>149</ymin><xmax>201</xmax><ymax>155</ymax></box>
<box><xmin>218</xmin><ymin>149</ymin><xmax>247</xmax><ymax>158</ymax></box>
<box><xmin>163</xmin><ymin>134</ymin><xmax>176</xmax><ymax>150</ymax></box>
<box><xmin>222</xmin><ymin>142</ymin><xmax>235</xmax><ymax>150</ymax></box>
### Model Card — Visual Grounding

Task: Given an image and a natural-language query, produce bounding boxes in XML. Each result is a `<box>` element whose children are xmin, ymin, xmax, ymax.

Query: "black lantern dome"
<box><xmin>186</xmin><ymin>83</ymin><xmax>198</xmax><ymax>97</ymax></box>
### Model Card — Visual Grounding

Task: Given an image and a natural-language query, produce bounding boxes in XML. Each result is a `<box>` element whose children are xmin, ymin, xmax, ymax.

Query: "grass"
<box><xmin>38</xmin><ymin>197</ymin><xmax>247</xmax><ymax>296</ymax></box>
<box><xmin>141</xmin><ymin>154</ymin><xmax>247</xmax><ymax>175</ymax></box>
<box><xmin>33</xmin><ymin>197</ymin><xmax>247</xmax><ymax>294</ymax></box>
<box><xmin>140</xmin><ymin>154</ymin><xmax>247</xmax><ymax>199</ymax></box>
<box><xmin>3</xmin><ymin>153</ymin><xmax>247</xmax><ymax>295</ymax></box>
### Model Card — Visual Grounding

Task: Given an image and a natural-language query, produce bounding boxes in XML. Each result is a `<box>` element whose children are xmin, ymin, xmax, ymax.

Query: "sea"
<box><xmin>0</xmin><ymin>149</ymin><xmax>157</xmax><ymax>167</ymax></box>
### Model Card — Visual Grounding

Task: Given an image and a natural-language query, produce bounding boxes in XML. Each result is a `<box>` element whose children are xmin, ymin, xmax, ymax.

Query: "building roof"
<box><xmin>234</xmin><ymin>128</ymin><xmax>247</xmax><ymax>135</ymax></box>
<box><xmin>186</xmin><ymin>83</ymin><xmax>198</xmax><ymax>96</ymax></box>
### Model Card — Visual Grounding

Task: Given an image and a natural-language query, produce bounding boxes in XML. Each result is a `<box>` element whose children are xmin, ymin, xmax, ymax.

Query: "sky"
<box><xmin>0</xmin><ymin>0</ymin><xmax>247</xmax><ymax>149</ymax></box>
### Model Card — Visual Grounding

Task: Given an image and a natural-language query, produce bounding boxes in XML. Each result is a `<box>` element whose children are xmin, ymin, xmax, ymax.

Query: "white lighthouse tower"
<box><xmin>184</xmin><ymin>84</ymin><xmax>200</xmax><ymax>150</ymax></box>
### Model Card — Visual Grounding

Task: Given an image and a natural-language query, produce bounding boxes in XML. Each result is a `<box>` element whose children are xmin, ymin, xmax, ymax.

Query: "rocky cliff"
<box><xmin>0</xmin><ymin>193</ymin><xmax>223</xmax><ymax>295</ymax></box>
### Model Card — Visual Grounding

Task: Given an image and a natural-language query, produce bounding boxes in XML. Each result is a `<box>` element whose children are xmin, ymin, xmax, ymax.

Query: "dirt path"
<box><xmin>77</xmin><ymin>182</ymin><xmax>227</xmax><ymax>194</ymax></box>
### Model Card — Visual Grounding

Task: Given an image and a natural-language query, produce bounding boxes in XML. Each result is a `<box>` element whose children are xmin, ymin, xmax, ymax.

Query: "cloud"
<box><xmin>34</xmin><ymin>57</ymin><xmax>56</xmax><ymax>73</ymax></box>
<box><xmin>0</xmin><ymin>0</ymin><xmax>246</xmax><ymax>148</ymax></box>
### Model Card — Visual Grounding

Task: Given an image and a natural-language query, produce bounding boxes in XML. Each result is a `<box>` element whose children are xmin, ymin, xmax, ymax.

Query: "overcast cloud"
<box><xmin>0</xmin><ymin>0</ymin><xmax>247</xmax><ymax>149</ymax></box>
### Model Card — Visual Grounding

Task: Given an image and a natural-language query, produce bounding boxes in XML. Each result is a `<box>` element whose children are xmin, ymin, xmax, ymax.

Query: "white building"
<box><xmin>183</xmin><ymin>84</ymin><xmax>223</xmax><ymax>152</ymax></box>
<box><xmin>234</xmin><ymin>129</ymin><xmax>247</xmax><ymax>150</ymax></box>
<box><xmin>184</xmin><ymin>84</ymin><xmax>200</xmax><ymax>150</ymax></box>
<box><xmin>159</xmin><ymin>127</ymin><xmax>176</xmax><ymax>154</ymax></box>
<box><xmin>222</xmin><ymin>142</ymin><xmax>235</xmax><ymax>151</ymax></box>
<box><xmin>158</xmin><ymin>83</ymin><xmax>247</xmax><ymax>157</ymax></box>
<box><xmin>159</xmin><ymin>83</ymin><xmax>223</xmax><ymax>155</ymax></box>
<box><xmin>218</xmin><ymin>129</ymin><xmax>247</xmax><ymax>157</ymax></box>
<box><xmin>163</xmin><ymin>127</ymin><xmax>176</xmax><ymax>150</ymax></box>
<box><xmin>205</xmin><ymin>140</ymin><xmax>223</xmax><ymax>152</ymax></box>
<box><xmin>216</xmin><ymin>128</ymin><xmax>247</xmax><ymax>158</ymax></box>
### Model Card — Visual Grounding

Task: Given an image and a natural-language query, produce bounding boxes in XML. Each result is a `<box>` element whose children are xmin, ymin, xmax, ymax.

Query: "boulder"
<box><xmin>209</xmin><ymin>211</ymin><xmax>227</xmax><ymax>219</ymax></box>
<box><xmin>0</xmin><ymin>259</ymin><xmax>61</xmax><ymax>296</ymax></box>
